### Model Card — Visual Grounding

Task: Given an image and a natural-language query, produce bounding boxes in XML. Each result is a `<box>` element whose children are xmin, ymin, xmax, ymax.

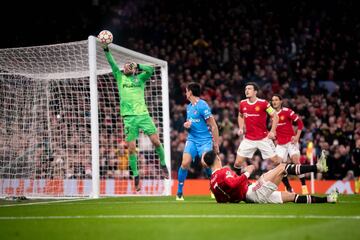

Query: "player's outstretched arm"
<box><xmin>103</xmin><ymin>45</ymin><xmax>122</xmax><ymax>78</ymax></box>
<box><xmin>137</xmin><ymin>64</ymin><xmax>155</xmax><ymax>82</ymax></box>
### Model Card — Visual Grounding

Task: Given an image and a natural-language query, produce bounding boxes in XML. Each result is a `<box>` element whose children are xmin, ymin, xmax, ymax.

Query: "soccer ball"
<box><xmin>98</xmin><ymin>30</ymin><xmax>113</xmax><ymax>44</ymax></box>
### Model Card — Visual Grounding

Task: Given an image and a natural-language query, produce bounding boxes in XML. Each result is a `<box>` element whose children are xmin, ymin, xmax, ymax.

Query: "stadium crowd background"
<box><xmin>1</xmin><ymin>0</ymin><xmax>359</xmax><ymax>181</ymax></box>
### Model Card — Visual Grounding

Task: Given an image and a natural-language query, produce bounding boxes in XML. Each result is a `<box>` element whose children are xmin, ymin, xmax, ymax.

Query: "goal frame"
<box><xmin>0</xmin><ymin>36</ymin><xmax>171</xmax><ymax>198</ymax></box>
<box><xmin>88</xmin><ymin>36</ymin><xmax>171</xmax><ymax>198</ymax></box>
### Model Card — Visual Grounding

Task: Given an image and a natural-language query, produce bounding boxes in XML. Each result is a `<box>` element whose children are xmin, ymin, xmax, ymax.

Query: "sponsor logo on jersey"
<box><xmin>123</xmin><ymin>83</ymin><xmax>141</xmax><ymax>88</ymax></box>
<box><xmin>243</xmin><ymin>113</ymin><xmax>260</xmax><ymax>118</ymax></box>
<box><xmin>189</xmin><ymin>118</ymin><xmax>201</xmax><ymax>123</ymax></box>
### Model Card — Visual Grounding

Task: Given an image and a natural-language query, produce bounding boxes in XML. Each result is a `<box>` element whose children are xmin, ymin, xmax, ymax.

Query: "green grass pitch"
<box><xmin>1</xmin><ymin>195</ymin><xmax>359</xmax><ymax>240</ymax></box>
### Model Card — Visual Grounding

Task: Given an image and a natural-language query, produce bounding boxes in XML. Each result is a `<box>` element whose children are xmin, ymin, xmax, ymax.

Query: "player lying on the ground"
<box><xmin>203</xmin><ymin>150</ymin><xmax>338</xmax><ymax>204</ymax></box>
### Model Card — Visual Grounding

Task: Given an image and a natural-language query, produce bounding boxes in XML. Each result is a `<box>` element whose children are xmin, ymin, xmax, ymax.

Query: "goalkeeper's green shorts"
<box><xmin>123</xmin><ymin>114</ymin><xmax>157</xmax><ymax>142</ymax></box>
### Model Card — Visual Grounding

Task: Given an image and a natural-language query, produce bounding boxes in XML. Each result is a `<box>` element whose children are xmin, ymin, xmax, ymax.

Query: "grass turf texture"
<box><xmin>0</xmin><ymin>195</ymin><xmax>359</xmax><ymax>240</ymax></box>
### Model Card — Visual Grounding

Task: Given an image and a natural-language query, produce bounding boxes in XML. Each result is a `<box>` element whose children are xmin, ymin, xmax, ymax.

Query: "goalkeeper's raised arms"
<box><xmin>0</xmin><ymin>37</ymin><xmax>170</xmax><ymax>198</ymax></box>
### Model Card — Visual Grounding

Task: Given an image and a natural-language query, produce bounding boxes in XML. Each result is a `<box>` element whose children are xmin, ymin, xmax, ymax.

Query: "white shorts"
<box><xmin>276</xmin><ymin>142</ymin><xmax>300</xmax><ymax>162</ymax></box>
<box><xmin>245</xmin><ymin>178</ymin><xmax>283</xmax><ymax>204</ymax></box>
<box><xmin>237</xmin><ymin>137</ymin><xmax>276</xmax><ymax>160</ymax></box>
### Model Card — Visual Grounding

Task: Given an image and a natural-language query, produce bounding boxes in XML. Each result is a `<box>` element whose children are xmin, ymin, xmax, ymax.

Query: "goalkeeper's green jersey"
<box><xmin>105</xmin><ymin>50</ymin><xmax>154</xmax><ymax>116</ymax></box>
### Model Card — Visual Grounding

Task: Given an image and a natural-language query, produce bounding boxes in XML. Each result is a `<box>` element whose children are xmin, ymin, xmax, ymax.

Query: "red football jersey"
<box><xmin>209</xmin><ymin>167</ymin><xmax>249</xmax><ymax>203</ymax></box>
<box><xmin>239</xmin><ymin>98</ymin><xmax>271</xmax><ymax>140</ymax></box>
<box><xmin>276</xmin><ymin>107</ymin><xmax>304</xmax><ymax>145</ymax></box>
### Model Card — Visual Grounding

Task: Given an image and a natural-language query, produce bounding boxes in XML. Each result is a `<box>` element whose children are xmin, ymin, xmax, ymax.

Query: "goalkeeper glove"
<box><xmin>129</xmin><ymin>62</ymin><xmax>138</xmax><ymax>71</ymax></box>
<box><xmin>103</xmin><ymin>45</ymin><xmax>109</xmax><ymax>52</ymax></box>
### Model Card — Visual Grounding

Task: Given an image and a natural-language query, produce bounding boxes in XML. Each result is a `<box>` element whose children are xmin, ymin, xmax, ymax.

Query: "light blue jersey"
<box><xmin>178</xmin><ymin>98</ymin><xmax>214</xmax><ymax>198</ymax></box>
<box><xmin>184</xmin><ymin>99</ymin><xmax>213</xmax><ymax>160</ymax></box>
<box><xmin>187</xmin><ymin>99</ymin><xmax>213</xmax><ymax>141</ymax></box>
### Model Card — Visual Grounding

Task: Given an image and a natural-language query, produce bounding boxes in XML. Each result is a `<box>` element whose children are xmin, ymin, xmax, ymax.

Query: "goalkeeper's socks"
<box><xmin>129</xmin><ymin>154</ymin><xmax>139</xmax><ymax>177</ymax></box>
<box><xmin>204</xmin><ymin>167</ymin><xmax>212</xmax><ymax>179</ymax></box>
<box><xmin>285</xmin><ymin>164</ymin><xmax>317</xmax><ymax>175</ymax></box>
<box><xmin>177</xmin><ymin>167</ymin><xmax>188</xmax><ymax>194</ymax></box>
<box><xmin>294</xmin><ymin>194</ymin><xmax>327</xmax><ymax>203</ymax></box>
<box><xmin>155</xmin><ymin>145</ymin><xmax>166</xmax><ymax>166</ymax></box>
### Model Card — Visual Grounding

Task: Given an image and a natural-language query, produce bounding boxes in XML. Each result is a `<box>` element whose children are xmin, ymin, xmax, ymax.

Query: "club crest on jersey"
<box><xmin>280</xmin><ymin>116</ymin><xmax>285</xmax><ymax>120</ymax></box>
<box><xmin>225</xmin><ymin>171</ymin><xmax>233</xmax><ymax>178</ymax></box>
<box><xmin>193</xmin><ymin>110</ymin><xmax>198</xmax><ymax>115</ymax></box>
<box><xmin>133</xmin><ymin>76</ymin><xmax>139</xmax><ymax>83</ymax></box>
<box><xmin>255</xmin><ymin>106</ymin><xmax>260</xmax><ymax>111</ymax></box>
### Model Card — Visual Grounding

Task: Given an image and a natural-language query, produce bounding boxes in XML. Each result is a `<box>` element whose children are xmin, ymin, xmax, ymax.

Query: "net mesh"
<box><xmin>0</xmin><ymin>40</ymin><xmax>168</xmax><ymax>197</ymax></box>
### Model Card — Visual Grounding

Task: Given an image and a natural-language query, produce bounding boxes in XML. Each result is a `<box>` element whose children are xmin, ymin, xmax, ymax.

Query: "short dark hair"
<box><xmin>187</xmin><ymin>82</ymin><xmax>201</xmax><ymax>97</ymax></box>
<box><xmin>245</xmin><ymin>82</ymin><xmax>259</xmax><ymax>92</ymax></box>
<box><xmin>203</xmin><ymin>150</ymin><xmax>217</xmax><ymax>167</ymax></box>
<box><xmin>272</xmin><ymin>94</ymin><xmax>282</xmax><ymax>101</ymax></box>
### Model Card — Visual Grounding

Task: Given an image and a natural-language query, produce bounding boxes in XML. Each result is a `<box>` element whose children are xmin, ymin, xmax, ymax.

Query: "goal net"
<box><xmin>0</xmin><ymin>36</ymin><xmax>171</xmax><ymax>198</ymax></box>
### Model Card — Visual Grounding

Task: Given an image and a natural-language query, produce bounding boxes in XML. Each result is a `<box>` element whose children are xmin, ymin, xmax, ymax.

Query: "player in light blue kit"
<box><xmin>176</xmin><ymin>82</ymin><xmax>220</xmax><ymax>200</ymax></box>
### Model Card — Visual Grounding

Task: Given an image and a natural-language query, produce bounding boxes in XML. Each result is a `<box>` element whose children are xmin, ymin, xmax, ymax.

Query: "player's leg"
<box><xmin>285</xmin><ymin>150</ymin><xmax>328</xmax><ymax>175</ymax></box>
<box><xmin>198</xmin><ymin>141</ymin><xmax>213</xmax><ymax>179</ymax></box>
<box><xmin>292</xmin><ymin>190</ymin><xmax>339</xmax><ymax>203</ymax></box>
<box><xmin>252</xmin><ymin>189</ymin><xmax>339</xmax><ymax>204</ymax></box>
<box><xmin>234</xmin><ymin>138</ymin><xmax>256</xmax><ymax>172</ymax></box>
<box><xmin>176</xmin><ymin>141</ymin><xmax>196</xmax><ymax>200</ymax></box>
<box><xmin>260</xmin><ymin>163</ymin><xmax>287</xmax><ymax>186</ymax></box>
<box><xmin>199</xmin><ymin>141</ymin><xmax>216</xmax><ymax>199</ymax></box>
<box><xmin>142</xmin><ymin>115</ymin><xmax>169</xmax><ymax>178</ymax></box>
<box><xmin>124</xmin><ymin>116</ymin><xmax>141</xmax><ymax>191</ymax></box>
<box><xmin>246</xmin><ymin>169</ymin><xmax>285</xmax><ymax>204</ymax></box>
<box><xmin>261</xmin><ymin>139</ymin><xmax>293</xmax><ymax>192</ymax></box>
<box><xmin>289</xmin><ymin>144</ymin><xmax>308</xmax><ymax>194</ymax></box>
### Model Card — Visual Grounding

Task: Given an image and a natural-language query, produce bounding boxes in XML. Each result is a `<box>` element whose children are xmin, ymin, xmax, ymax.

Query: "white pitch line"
<box><xmin>0</xmin><ymin>198</ymin><xmax>95</xmax><ymax>208</ymax></box>
<box><xmin>0</xmin><ymin>214</ymin><xmax>359</xmax><ymax>220</ymax></box>
<box><xmin>0</xmin><ymin>200</ymin><xmax>215</xmax><ymax>207</ymax></box>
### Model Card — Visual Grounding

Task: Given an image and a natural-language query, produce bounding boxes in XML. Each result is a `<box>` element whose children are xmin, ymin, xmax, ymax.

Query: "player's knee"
<box><xmin>181</xmin><ymin>162</ymin><xmax>191</xmax><ymax>169</ymax></box>
<box><xmin>291</xmin><ymin>155</ymin><xmax>300</xmax><ymax>164</ymax></box>
<box><xmin>277</xmin><ymin>163</ymin><xmax>287</xmax><ymax>175</ymax></box>
<box><xmin>272</xmin><ymin>155</ymin><xmax>283</xmax><ymax>165</ymax></box>
<box><xmin>278</xmin><ymin>163</ymin><xmax>286</xmax><ymax>171</ymax></box>
<box><xmin>128</xmin><ymin>143</ymin><xmax>137</xmax><ymax>154</ymax></box>
<box><xmin>149</xmin><ymin>134</ymin><xmax>161</xmax><ymax>147</ymax></box>
<box><xmin>152</xmin><ymin>139</ymin><xmax>161</xmax><ymax>147</ymax></box>
<box><xmin>234</xmin><ymin>157</ymin><xmax>245</xmax><ymax>169</ymax></box>
<box><xmin>181</xmin><ymin>155</ymin><xmax>192</xmax><ymax>169</ymax></box>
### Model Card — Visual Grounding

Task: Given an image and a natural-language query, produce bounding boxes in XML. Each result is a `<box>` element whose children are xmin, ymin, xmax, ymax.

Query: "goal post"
<box><xmin>0</xmin><ymin>36</ymin><xmax>171</xmax><ymax>198</ymax></box>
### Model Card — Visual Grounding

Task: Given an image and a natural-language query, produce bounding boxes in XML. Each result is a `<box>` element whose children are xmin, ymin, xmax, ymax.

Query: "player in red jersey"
<box><xmin>234</xmin><ymin>82</ymin><xmax>280</xmax><ymax>167</ymax></box>
<box><xmin>234</xmin><ymin>82</ymin><xmax>294</xmax><ymax>190</ymax></box>
<box><xmin>271</xmin><ymin>94</ymin><xmax>309</xmax><ymax>194</ymax></box>
<box><xmin>203</xmin><ymin>150</ymin><xmax>338</xmax><ymax>204</ymax></box>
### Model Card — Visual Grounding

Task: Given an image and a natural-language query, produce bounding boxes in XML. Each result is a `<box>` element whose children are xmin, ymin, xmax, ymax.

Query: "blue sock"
<box><xmin>204</xmin><ymin>167</ymin><xmax>212</xmax><ymax>179</ymax></box>
<box><xmin>177</xmin><ymin>167</ymin><xmax>188</xmax><ymax>194</ymax></box>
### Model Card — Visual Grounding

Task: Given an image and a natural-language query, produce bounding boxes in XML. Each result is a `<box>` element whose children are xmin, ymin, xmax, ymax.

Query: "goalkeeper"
<box><xmin>102</xmin><ymin>44</ymin><xmax>169</xmax><ymax>191</ymax></box>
